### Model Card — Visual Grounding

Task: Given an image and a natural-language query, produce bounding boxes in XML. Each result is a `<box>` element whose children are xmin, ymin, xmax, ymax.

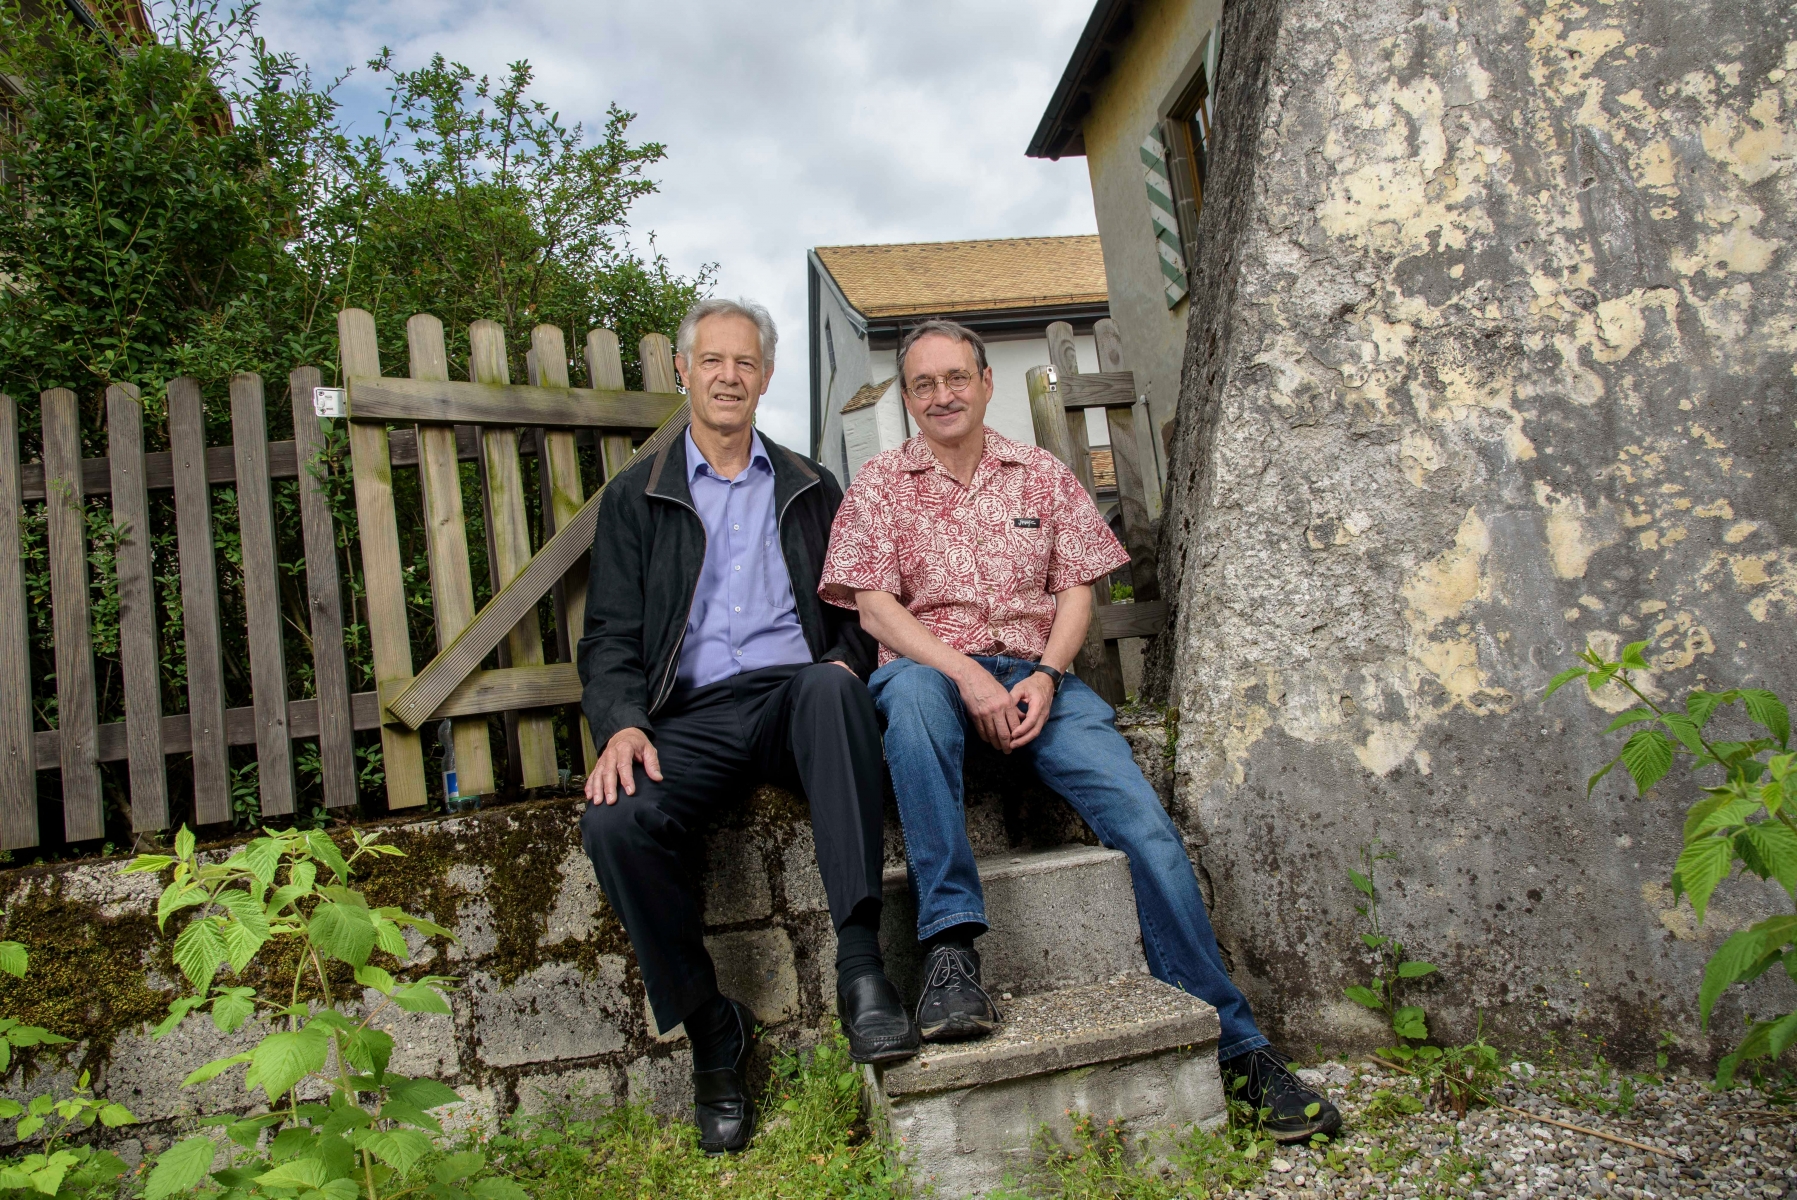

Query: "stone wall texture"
<box><xmin>1152</xmin><ymin>0</ymin><xmax>1797</xmax><ymax>1062</ymax></box>
<box><xmin>0</xmin><ymin>720</ymin><xmax>1172</xmax><ymax>1151</ymax></box>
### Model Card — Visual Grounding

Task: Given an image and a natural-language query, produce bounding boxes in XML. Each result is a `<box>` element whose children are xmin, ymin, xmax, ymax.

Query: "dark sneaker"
<box><xmin>914</xmin><ymin>943</ymin><xmax>1000</xmax><ymax>1042</ymax></box>
<box><xmin>1220</xmin><ymin>1047</ymin><xmax>1343</xmax><ymax>1144</ymax></box>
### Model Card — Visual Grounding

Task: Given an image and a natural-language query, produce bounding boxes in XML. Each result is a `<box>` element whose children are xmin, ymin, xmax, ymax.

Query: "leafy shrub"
<box><xmin>124</xmin><ymin>826</ymin><xmax>524</xmax><ymax>1200</ymax></box>
<box><xmin>1550</xmin><ymin>641</ymin><xmax>1796</xmax><ymax>1085</ymax></box>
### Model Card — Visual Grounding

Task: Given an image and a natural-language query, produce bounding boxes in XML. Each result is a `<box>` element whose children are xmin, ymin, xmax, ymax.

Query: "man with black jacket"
<box><xmin>576</xmin><ymin>298</ymin><xmax>918</xmax><ymax>1157</ymax></box>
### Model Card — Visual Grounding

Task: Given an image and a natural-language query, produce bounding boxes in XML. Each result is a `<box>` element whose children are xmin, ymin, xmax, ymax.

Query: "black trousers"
<box><xmin>580</xmin><ymin>662</ymin><xmax>885</xmax><ymax>1031</ymax></box>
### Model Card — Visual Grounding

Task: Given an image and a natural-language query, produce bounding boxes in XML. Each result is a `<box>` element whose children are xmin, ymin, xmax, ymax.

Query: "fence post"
<box><xmin>106</xmin><ymin>383</ymin><xmax>169</xmax><ymax>833</ymax></box>
<box><xmin>231</xmin><ymin>374</ymin><xmax>295</xmax><ymax>816</ymax></box>
<box><xmin>168</xmin><ymin>378</ymin><xmax>232</xmax><ymax>824</ymax></box>
<box><xmin>42</xmin><ymin>388</ymin><xmax>102</xmax><ymax>840</ymax></box>
<box><xmin>1093</xmin><ymin>320</ymin><xmax>1159</xmax><ymax>603</ymax></box>
<box><xmin>531</xmin><ymin>325</ymin><xmax>596</xmax><ymax>772</ymax></box>
<box><xmin>339</xmin><ymin>309</ymin><xmax>429</xmax><ymax>810</ymax></box>
<box><xmin>0</xmin><ymin>395</ymin><xmax>36</xmax><ymax>849</ymax></box>
<box><xmin>290</xmin><ymin>366</ymin><xmax>359</xmax><ymax>810</ymax></box>
<box><xmin>469</xmin><ymin>320</ymin><xmax>559</xmax><ymax>789</ymax></box>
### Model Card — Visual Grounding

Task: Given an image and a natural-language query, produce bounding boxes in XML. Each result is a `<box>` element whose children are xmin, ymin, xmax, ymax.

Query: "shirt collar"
<box><xmin>899</xmin><ymin>427</ymin><xmax>1030</xmax><ymax>474</ymax></box>
<box><xmin>686</xmin><ymin>427</ymin><xmax>772</xmax><ymax>483</ymax></box>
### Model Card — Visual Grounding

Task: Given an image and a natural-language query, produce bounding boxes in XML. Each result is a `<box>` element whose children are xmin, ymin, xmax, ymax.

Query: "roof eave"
<box><xmin>1026</xmin><ymin>0</ymin><xmax>1138</xmax><ymax>161</ymax></box>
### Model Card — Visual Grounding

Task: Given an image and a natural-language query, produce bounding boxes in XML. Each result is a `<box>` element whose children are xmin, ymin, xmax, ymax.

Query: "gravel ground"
<box><xmin>1226</xmin><ymin>1059</ymin><xmax>1795</xmax><ymax>1199</ymax></box>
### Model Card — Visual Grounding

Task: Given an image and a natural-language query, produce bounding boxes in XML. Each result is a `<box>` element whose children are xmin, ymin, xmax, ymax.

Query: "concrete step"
<box><xmin>865</xmin><ymin>974</ymin><xmax>1225</xmax><ymax>1197</ymax></box>
<box><xmin>877</xmin><ymin>844</ymin><xmax>1149</xmax><ymax>1001</ymax></box>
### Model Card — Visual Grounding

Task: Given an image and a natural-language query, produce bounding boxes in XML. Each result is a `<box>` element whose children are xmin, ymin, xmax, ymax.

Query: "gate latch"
<box><xmin>1044</xmin><ymin>365</ymin><xmax>1058</xmax><ymax>392</ymax></box>
<box><xmin>313</xmin><ymin>387</ymin><xmax>347</xmax><ymax>418</ymax></box>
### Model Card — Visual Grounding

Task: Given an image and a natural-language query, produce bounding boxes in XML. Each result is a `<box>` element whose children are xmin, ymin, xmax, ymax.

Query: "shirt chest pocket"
<box><xmin>1003</xmin><ymin>515</ymin><xmax>1052</xmax><ymax>588</ymax></box>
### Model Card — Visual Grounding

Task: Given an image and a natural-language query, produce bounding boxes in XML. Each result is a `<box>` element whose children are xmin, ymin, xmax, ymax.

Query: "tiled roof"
<box><xmin>814</xmin><ymin>236</ymin><xmax>1108</xmax><ymax>320</ymax></box>
<box><xmin>842</xmin><ymin>377</ymin><xmax>895</xmax><ymax>415</ymax></box>
<box><xmin>1090</xmin><ymin>448</ymin><xmax>1116</xmax><ymax>491</ymax></box>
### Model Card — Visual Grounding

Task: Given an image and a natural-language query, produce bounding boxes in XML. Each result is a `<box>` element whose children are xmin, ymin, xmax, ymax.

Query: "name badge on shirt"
<box><xmin>1013</xmin><ymin>516</ymin><xmax>1041</xmax><ymax>529</ymax></box>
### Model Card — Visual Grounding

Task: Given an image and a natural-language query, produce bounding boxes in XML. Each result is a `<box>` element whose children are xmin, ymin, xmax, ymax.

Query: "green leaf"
<box><xmin>1360</xmin><ymin>933</ymin><xmax>1388</xmax><ymax>950</ymax></box>
<box><xmin>241</xmin><ymin>838</ymin><xmax>282</xmax><ymax>886</ymax></box>
<box><xmin>1701</xmin><ymin>928</ymin><xmax>1771</xmax><ymax>1025</ymax></box>
<box><xmin>172</xmin><ymin>918</ymin><xmax>226</xmax><ymax>992</ymax></box>
<box><xmin>14</xmin><ymin>1115</ymin><xmax>42</xmax><ymax>1140</ymax></box>
<box><xmin>1603</xmin><ymin>708</ymin><xmax>1657</xmax><ymax>734</ymax></box>
<box><xmin>379</xmin><ymin>1101</ymin><xmax>442</xmax><ymax>1134</ymax></box>
<box><xmin>1692</xmin><ymin>796</ymin><xmax>1759</xmax><ymax>839</ymax></box>
<box><xmin>265</xmin><ymin>883</ymin><xmax>310</xmax><ymax>918</ymax></box>
<box><xmin>305</xmin><ymin>831</ymin><xmax>350</xmax><ymax>885</ymax></box>
<box><xmin>391</xmin><ymin>983</ymin><xmax>453</xmax><ymax>1015</ymax></box>
<box><xmin>434</xmin><ymin>1152</ymin><xmax>485</xmax><ymax>1185</ymax></box>
<box><xmin>183</xmin><ymin>1052</ymin><xmax>253</xmax><ymax>1087</ymax></box>
<box><xmin>1675</xmin><ymin>836</ymin><xmax>1737</xmax><ymax>924</ymax></box>
<box><xmin>1545</xmin><ymin>666</ymin><xmax>1587</xmax><ymax>697</ymax></box>
<box><xmin>97</xmin><ymin>1103</ymin><xmax>134</xmax><ymax>1128</ymax></box>
<box><xmin>321</xmin><ymin>1105</ymin><xmax>375</xmax><ymax>1136</ymax></box>
<box><xmin>343</xmin><ymin>1029</ymin><xmax>393</xmax><ymax>1079</ymax></box>
<box><xmin>373</xmin><ymin>919</ymin><xmax>409</xmax><ymax>959</ymax></box>
<box><xmin>0</xmin><ymin>942</ymin><xmax>28</xmax><ymax>979</ymax></box>
<box><xmin>1742</xmin><ymin>689</ymin><xmax>1791</xmax><ymax>748</ymax></box>
<box><xmin>1348</xmin><ymin>870</ymin><xmax>1374</xmax><ymax>897</ymax></box>
<box><xmin>1392</xmin><ymin>1006</ymin><xmax>1429</xmax><ymax>1041</ymax></box>
<box><xmin>152</xmin><ymin>995</ymin><xmax>205</xmax><ymax>1040</ymax></box>
<box><xmin>1396</xmin><ymin>961</ymin><xmax>1438</xmax><ymax>979</ymax></box>
<box><xmin>387</xmin><ymin>1078</ymin><xmax>462</xmax><ymax>1109</ymax></box>
<box><xmin>174</xmin><ymin>827</ymin><xmax>196</xmax><ymax>862</ymax></box>
<box><xmin>1619</xmin><ymin>640</ymin><xmax>1652</xmax><ymax>671</ymax></box>
<box><xmin>1343</xmin><ymin>985</ymin><xmax>1383</xmax><ymax>1010</ymax></box>
<box><xmin>211</xmin><ymin>988</ymin><xmax>257</xmax><ymax>1034</ymax></box>
<box><xmin>354</xmin><ymin>965</ymin><xmax>396</xmax><ymax>994</ymax></box>
<box><xmin>1688</xmin><ymin>690</ymin><xmax>1727</xmax><ymax>727</ymax></box>
<box><xmin>255</xmin><ymin>1159</ymin><xmax>332</xmax><ymax>1190</ymax></box>
<box><xmin>1685</xmin><ymin>795</ymin><xmax>1736</xmax><ymax>842</ymax></box>
<box><xmin>469</xmin><ymin>1178</ymin><xmax>528</xmax><ymax>1200</ymax></box>
<box><xmin>1658</xmin><ymin>712</ymin><xmax>1707</xmax><ymax>754</ymax></box>
<box><xmin>309</xmin><ymin>902</ymin><xmax>376</xmax><ymax>967</ymax></box>
<box><xmin>357</xmin><ymin>1128</ymin><xmax>433</xmax><ymax>1173</ymax></box>
<box><xmin>0</xmin><ymin>1100</ymin><xmax>19</xmax><ymax>1119</ymax></box>
<box><xmin>1620</xmin><ymin>728</ymin><xmax>1675</xmax><ymax>795</ymax></box>
<box><xmin>156</xmin><ymin>883</ymin><xmax>209</xmax><ymax>930</ymax></box>
<box><xmin>1765</xmin><ymin>1009</ymin><xmax>1797</xmax><ymax>1060</ymax></box>
<box><xmin>251</xmin><ymin>1025</ymin><xmax>330</xmax><ymax>1101</ymax></box>
<box><xmin>122</xmin><ymin>854</ymin><xmax>175</xmax><ymax>876</ymax></box>
<box><xmin>7</xmin><ymin>1024</ymin><xmax>69</xmax><ymax>1047</ymax></box>
<box><xmin>319</xmin><ymin>1178</ymin><xmax>362</xmax><ymax>1200</ymax></box>
<box><xmin>145</xmin><ymin>1136</ymin><xmax>217</xmax><ymax>1200</ymax></box>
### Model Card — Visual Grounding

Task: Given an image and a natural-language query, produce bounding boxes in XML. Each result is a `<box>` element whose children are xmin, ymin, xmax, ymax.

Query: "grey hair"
<box><xmin>896</xmin><ymin>318</ymin><xmax>989</xmax><ymax>389</ymax></box>
<box><xmin>675</xmin><ymin>297</ymin><xmax>778</xmax><ymax>367</ymax></box>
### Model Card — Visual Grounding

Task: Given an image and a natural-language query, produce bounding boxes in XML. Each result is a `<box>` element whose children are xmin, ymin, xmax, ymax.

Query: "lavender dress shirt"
<box><xmin>675</xmin><ymin>428</ymin><xmax>813</xmax><ymax>691</ymax></box>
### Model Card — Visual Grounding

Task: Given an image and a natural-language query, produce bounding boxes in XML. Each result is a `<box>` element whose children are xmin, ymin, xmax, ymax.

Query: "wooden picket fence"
<box><xmin>0</xmin><ymin>312</ymin><xmax>685</xmax><ymax>851</ymax></box>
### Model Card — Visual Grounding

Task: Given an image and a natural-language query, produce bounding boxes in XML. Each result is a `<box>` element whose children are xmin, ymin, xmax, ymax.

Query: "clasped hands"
<box><xmin>956</xmin><ymin>661</ymin><xmax>1055</xmax><ymax>754</ymax></box>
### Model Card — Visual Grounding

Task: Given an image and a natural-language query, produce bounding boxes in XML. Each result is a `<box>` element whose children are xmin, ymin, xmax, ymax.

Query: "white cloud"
<box><xmin>255</xmin><ymin>0</ymin><xmax>1098</xmax><ymax>448</ymax></box>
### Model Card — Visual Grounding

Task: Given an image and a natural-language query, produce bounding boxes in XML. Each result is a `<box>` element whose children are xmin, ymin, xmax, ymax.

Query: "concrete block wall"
<box><xmin>0</xmin><ymin>718</ymin><xmax>1175</xmax><ymax>1154</ymax></box>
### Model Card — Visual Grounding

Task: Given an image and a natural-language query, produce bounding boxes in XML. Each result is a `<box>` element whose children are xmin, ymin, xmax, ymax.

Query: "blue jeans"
<box><xmin>869</xmin><ymin>655</ymin><xmax>1269</xmax><ymax>1060</ymax></box>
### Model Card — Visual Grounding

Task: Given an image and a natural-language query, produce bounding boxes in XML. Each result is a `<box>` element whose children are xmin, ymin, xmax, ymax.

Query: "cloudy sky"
<box><xmin>254</xmin><ymin>0</ymin><xmax>1101</xmax><ymax>448</ymax></box>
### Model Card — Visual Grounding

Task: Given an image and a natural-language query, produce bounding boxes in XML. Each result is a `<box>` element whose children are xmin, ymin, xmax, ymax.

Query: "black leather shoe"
<box><xmin>1220</xmin><ymin>1047</ymin><xmax>1343</xmax><ymax>1144</ymax></box>
<box><xmin>837</xmin><ymin>972</ymin><xmax>920</xmax><ymax>1065</ymax></box>
<box><xmin>914</xmin><ymin>943</ymin><xmax>1001</xmax><ymax>1042</ymax></box>
<box><xmin>693</xmin><ymin>998</ymin><xmax>758</xmax><ymax>1155</ymax></box>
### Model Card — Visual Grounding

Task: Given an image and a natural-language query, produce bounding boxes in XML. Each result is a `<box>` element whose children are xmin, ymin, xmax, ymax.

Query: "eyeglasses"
<box><xmin>904</xmin><ymin>370</ymin><xmax>980</xmax><ymax>401</ymax></box>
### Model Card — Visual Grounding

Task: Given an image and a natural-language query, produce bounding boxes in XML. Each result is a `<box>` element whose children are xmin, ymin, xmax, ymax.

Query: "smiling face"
<box><xmin>900</xmin><ymin>332</ymin><xmax>992</xmax><ymax>448</ymax></box>
<box><xmin>676</xmin><ymin>312</ymin><xmax>772</xmax><ymax>437</ymax></box>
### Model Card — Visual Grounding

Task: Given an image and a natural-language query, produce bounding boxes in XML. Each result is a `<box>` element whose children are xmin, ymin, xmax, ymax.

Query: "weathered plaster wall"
<box><xmin>1155</xmin><ymin>0</ymin><xmax>1797</xmax><ymax>1062</ymax></box>
<box><xmin>0</xmin><ymin>720</ymin><xmax>1172</xmax><ymax>1155</ymax></box>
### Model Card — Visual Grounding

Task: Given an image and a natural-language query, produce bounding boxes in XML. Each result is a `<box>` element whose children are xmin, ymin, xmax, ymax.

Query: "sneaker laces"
<box><xmin>1236</xmin><ymin>1047</ymin><xmax>1308</xmax><ymax>1110</ymax></box>
<box><xmin>925</xmin><ymin>945</ymin><xmax>975</xmax><ymax>991</ymax></box>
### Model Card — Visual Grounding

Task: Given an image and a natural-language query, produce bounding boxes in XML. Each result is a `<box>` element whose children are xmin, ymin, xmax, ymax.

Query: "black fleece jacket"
<box><xmin>575</xmin><ymin>428</ymin><xmax>877</xmax><ymax>749</ymax></box>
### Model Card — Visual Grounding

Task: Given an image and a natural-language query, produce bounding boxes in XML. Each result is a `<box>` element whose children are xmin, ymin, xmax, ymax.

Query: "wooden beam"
<box><xmin>1097</xmin><ymin>601</ymin><xmax>1167</xmax><ymax>641</ymax></box>
<box><xmin>106</xmin><ymin>383</ymin><xmax>168</xmax><ymax>832</ymax></box>
<box><xmin>1055</xmin><ymin>372</ymin><xmax>1138</xmax><ymax>412</ymax></box>
<box><xmin>232</xmin><ymin>373</ymin><xmax>296</xmax><ymax>817</ymax></box>
<box><xmin>347</xmin><ymin>375</ymin><xmax>683</xmax><ymax>430</ymax></box>
<box><xmin>35</xmin><ymin>692</ymin><xmax>385</xmax><ymax>767</ymax></box>
<box><xmin>0</xmin><ymin>395</ymin><xmax>37</xmax><ymax>850</ymax></box>
<box><xmin>42</xmin><ymin>388</ymin><xmax>102</xmax><ymax>840</ymax></box>
<box><xmin>379</xmin><ymin>663</ymin><xmax>581</xmax><ymax>723</ymax></box>
<box><xmin>168</xmin><ymin>378</ymin><xmax>232</xmax><ymax>824</ymax></box>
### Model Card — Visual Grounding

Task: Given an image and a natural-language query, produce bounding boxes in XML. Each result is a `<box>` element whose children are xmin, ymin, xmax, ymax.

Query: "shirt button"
<box><xmin>733</xmin><ymin>523</ymin><xmax>739</xmax><ymax>530</ymax></box>
<box><xmin>735</xmin><ymin>564</ymin><xmax>742</xmax><ymax>571</ymax></box>
<box><xmin>734</xmin><ymin>606</ymin><xmax>741</xmax><ymax>613</ymax></box>
<box><xmin>735</xmin><ymin>649</ymin><xmax>743</xmax><ymax>657</ymax></box>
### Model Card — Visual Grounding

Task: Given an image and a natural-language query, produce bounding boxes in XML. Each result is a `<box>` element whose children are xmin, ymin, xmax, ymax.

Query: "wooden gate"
<box><xmin>337</xmin><ymin>309</ymin><xmax>688</xmax><ymax>810</ymax></box>
<box><xmin>1026</xmin><ymin>317</ymin><xmax>1167</xmax><ymax>706</ymax></box>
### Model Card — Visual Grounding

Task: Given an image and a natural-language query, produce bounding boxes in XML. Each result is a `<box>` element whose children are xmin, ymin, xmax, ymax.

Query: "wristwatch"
<box><xmin>1031</xmin><ymin>662</ymin><xmax>1066</xmax><ymax>693</ymax></box>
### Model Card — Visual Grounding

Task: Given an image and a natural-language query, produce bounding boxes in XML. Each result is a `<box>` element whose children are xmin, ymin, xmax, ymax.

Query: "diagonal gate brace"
<box><xmin>379</xmin><ymin>398</ymin><xmax>692</xmax><ymax>731</ymax></box>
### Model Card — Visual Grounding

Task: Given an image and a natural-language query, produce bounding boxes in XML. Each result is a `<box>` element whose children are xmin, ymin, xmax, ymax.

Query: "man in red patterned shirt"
<box><xmin>820</xmin><ymin>319</ymin><xmax>1340</xmax><ymax>1144</ymax></box>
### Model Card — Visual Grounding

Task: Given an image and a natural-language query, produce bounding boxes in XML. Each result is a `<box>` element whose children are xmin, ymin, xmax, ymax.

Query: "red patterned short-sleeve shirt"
<box><xmin>820</xmin><ymin>428</ymin><xmax>1131</xmax><ymax>665</ymax></box>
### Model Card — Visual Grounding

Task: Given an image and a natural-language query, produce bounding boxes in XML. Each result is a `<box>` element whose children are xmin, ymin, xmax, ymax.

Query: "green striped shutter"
<box><xmin>1140</xmin><ymin>131</ymin><xmax>1188</xmax><ymax>308</ymax></box>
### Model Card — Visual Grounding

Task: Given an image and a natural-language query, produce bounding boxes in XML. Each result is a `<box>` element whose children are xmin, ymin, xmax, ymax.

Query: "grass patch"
<box><xmin>484</xmin><ymin>1035</ymin><xmax>903</xmax><ymax>1200</ymax></box>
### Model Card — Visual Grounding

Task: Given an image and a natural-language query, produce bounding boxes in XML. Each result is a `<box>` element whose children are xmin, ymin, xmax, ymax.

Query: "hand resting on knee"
<box><xmin>587</xmin><ymin>727</ymin><xmax>663</xmax><ymax>805</ymax></box>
